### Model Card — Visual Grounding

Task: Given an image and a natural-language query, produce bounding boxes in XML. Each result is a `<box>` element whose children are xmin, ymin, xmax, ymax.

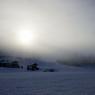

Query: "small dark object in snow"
<box><xmin>43</xmin><ymin>69</ymin><xmax>55</xmax><ymax>72</ymax></box>
<box><xmin>27</xmin><ymin>63</ymin><xmax>39</xmax><ymax>71</ymax></box>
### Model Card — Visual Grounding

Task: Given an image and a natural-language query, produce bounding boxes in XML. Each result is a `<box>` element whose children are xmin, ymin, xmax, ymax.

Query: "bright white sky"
<box><xmin>0</xmin><ymin>0</ymin><xmax>95</xmax><ymax>58</ymax></box>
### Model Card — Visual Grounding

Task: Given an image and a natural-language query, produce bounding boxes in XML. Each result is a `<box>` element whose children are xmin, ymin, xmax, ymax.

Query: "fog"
<box><xmin>0</xmin><ymin>0</ymin><xmax>95</xmax><ymax>59</ymax></box>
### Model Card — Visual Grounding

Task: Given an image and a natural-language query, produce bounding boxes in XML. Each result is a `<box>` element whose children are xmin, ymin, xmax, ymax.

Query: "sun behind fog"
<box><xmin>16</xmin><ymin>29</ymin><xmax>35</xmax><ymax>47</ymax></box>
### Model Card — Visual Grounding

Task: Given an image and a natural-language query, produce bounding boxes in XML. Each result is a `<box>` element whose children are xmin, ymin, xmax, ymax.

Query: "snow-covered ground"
<box><xmin>0</xmin><ymin>65</ymin><xmax>95</xmax><ymax>95</ymax></box>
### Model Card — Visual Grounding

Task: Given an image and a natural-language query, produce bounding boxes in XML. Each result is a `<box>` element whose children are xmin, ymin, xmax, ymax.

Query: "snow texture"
<box><xmin>0</xmin><ymin>64</ymin><xmax>95</xmax><ymax>95</ymax></box>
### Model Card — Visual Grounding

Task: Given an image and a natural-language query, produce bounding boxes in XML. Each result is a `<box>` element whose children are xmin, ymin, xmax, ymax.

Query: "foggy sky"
<box><xmin>0</xmin><ymin>0</ymin><xmax>95</xmax><ymax>58</ymax></box>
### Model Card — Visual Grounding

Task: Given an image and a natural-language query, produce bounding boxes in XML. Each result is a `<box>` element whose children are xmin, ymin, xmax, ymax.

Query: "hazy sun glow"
<box><xmin>16</xmin><ymin>29</ymin><xmax>35</xmax><ymax>47</ymax></box>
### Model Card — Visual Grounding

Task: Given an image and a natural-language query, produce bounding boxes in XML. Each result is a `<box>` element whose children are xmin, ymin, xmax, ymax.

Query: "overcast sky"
<box><xmin>0</xmin><ymin>0</ymin><xmax>95</xmax><ymax>58</ymax></box>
